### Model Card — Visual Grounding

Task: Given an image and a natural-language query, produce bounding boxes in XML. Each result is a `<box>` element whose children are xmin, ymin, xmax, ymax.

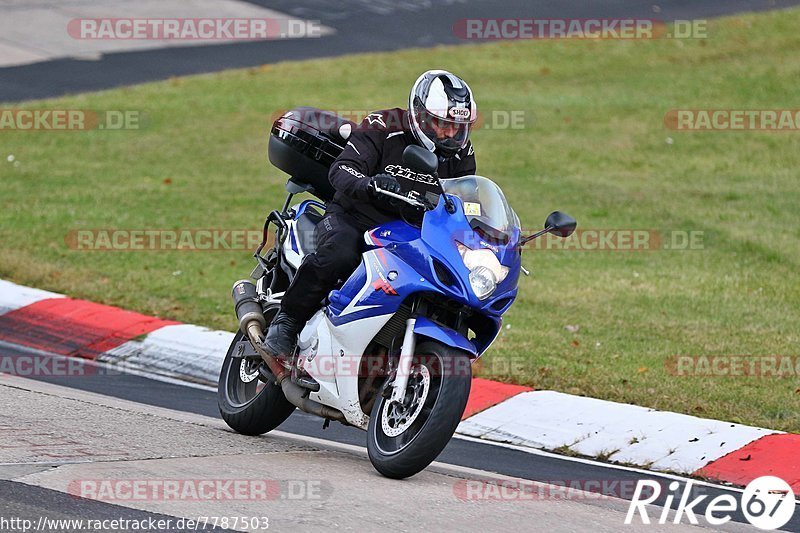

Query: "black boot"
<box><xmin>263</xmin><ymin>310</ymin><xmax>303</xmax><ymax>366</ymax></box>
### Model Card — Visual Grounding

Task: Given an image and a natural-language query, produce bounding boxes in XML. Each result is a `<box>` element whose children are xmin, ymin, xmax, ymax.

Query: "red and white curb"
<box><xmin>1</xmin><ymin>278</ymin><xmax>797</xmax><ymax>492</ymax></box>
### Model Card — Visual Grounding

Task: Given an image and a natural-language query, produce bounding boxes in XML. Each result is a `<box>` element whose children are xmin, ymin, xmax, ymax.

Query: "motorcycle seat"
<box><xmin>295</xmin><ymin>209</ymin><xmax>323</xmax><ymax>255</ymax></box>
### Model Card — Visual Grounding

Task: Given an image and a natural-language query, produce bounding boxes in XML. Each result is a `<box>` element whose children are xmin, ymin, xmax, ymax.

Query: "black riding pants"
<box><xmin>280</xmin><ymin>207</ymin><xmax>376</xmax><ymax>322</ymax></box>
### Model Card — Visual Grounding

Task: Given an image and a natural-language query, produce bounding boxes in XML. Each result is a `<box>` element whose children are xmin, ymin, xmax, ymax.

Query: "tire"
<box><xmin>217</xmin><ymin>312</ymin><xmax>296</xmax><ymax>436</ymax></box>
<box><xmin>367</xmin><ymin>340</ymin><xmax>472</xmax><ymax>479</ymax></box>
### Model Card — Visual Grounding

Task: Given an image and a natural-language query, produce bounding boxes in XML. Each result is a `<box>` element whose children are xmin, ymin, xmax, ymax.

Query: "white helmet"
<box><xmin>408</xmin><ymin>69</ymin><xmax>477</xmax><ymax>158</ymax></box>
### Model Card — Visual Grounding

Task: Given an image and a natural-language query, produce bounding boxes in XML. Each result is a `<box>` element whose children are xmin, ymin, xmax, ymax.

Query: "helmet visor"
<box><xmin>415</xmin><ymin>103</ymin><xmax>470</xmax><ymax>150</ymax></box>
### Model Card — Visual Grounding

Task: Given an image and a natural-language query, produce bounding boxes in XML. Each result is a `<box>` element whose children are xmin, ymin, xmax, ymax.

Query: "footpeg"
<box><xmin>293</xmin><ymin>374</ymin><xmax>321</xmax><ymax>392</ymax></box>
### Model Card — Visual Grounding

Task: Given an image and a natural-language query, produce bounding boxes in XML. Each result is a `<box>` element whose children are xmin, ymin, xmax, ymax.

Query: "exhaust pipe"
<box><xmin>248</xmin><ymin>326</ymin><xmax>347</xmax><ymax>423</ymax></box>
<box><xmin>232</xmin><ymin>280</ymin><xmax>266</xmax><ymax>335</ymax></box>
<box><xmin>232</xmin><ymin>281</ymin><xmax>346</xmax><ymax>423</ymax></box>
<box><xmin>279</xmin><ymin>374</ymin><xmax>346</xmax><ymax>422</ymax></box>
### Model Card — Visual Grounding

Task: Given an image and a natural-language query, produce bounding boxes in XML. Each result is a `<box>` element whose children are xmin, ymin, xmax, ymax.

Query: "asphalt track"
<box><xmin>3</xmin><ymin>0</ymin><xmax>800</xmax><ymax>102</ymax></box>
<box><xmin>1</xmin><ymin>341</ymin><xmax>796</xmax><ymax>531</ymax></box>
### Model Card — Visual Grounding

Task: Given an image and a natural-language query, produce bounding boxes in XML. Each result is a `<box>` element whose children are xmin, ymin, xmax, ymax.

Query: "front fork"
<box><xmin>389</xmin><ymin>318</ymin><xmax>417</xmax><ymax>403</ymax></box>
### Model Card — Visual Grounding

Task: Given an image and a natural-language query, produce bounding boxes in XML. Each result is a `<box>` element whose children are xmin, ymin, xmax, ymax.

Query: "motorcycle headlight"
<box><xmin>457</xmin><ymin>242</ymin><xmax>509</xmax><ymax>299</ymax></box>
<box><xmin>469</xmin><ymin>266</ymin><xmax>496</xmax><ymax>300</ymax></box>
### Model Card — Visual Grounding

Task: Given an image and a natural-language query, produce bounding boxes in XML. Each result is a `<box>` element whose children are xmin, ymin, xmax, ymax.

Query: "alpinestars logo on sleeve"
<box><xmin>340</xmin><ymin>164</ymin><xmax>367</xmax><ymax>179</ymax></box>
<box><xmin>384</xmin><ymin>164</ymin><xmax>438</xmax><ymax>186</ymax></box>
<box><xmin>365</xmin><ymin>113</ymin><xmax>387</xmax><ymax>128</ymax></box>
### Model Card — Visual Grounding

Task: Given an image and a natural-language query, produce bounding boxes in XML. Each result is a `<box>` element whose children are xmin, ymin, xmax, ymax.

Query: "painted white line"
<box><xmin>457</xmin><ymin>391</ymin><xmax>778</xmax><ymax>474</ymax></box>
<box><xmin>0</xmin><ymin>279</ymin><xmax>63</xmax><ymax>316</ymax></box>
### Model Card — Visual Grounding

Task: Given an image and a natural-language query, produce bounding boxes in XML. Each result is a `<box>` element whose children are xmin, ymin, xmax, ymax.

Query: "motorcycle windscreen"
<box><xmin>440</xmin><ymin>175</ymin><xmax>520</xmax><ymax>244</ymax></box>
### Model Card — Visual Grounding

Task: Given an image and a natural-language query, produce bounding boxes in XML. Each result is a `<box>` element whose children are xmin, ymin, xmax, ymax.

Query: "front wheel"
<box><xmin>366</xmin><ymin>341</ymin><xmax>472</xmax><ymax>479</ymax></box>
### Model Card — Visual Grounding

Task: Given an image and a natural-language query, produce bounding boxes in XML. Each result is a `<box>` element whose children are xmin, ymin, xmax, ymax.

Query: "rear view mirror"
<box><xmin>520</xmin><ymin>211</ymin><xmax>577</xmax><ymax>246</ymax></box>
<box><xmin>402</xmin><ymin>145</ymin><xmax>438</xmax><ymax>176</ymax></box>
<box><xmin>545</xmin><ymin>211</ymin><xmax>577</xmax><ymax>238</ymax></box>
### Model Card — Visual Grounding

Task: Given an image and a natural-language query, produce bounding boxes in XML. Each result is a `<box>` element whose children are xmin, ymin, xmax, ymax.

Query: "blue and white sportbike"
<box><xmin>219</xmin><ymin>117</ymin><xmax>576</xmax><ymax>479</ymax></box>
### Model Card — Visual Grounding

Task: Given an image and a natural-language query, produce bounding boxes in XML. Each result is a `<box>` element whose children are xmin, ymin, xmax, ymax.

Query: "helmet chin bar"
<box><xmin>409</xmin><ymin>131</ymin><xmax>458</xmax><ymax>158</ymax></box>
<box><xmin>434</xmin><ymin>137</ymin><xmax>461</xmax><ymax>158</ymax></box>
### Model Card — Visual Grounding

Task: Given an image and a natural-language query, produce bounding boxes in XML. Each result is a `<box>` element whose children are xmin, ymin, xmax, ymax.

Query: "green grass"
<box><xmin>2</xmin><ymin>9</ymin><xmax>799</xmax><ymax>431</ymax></box>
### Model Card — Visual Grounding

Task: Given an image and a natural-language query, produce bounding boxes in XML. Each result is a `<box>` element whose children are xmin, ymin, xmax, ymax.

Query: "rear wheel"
<box><xmin>366</xmin><ymin>341</ymin><xmax>472</xmax><ymax>479</ymax></box>
<box><xmin>217</xmin><ymin>306</ymin><xmax>295</xmax><ymax>435</ymax></box>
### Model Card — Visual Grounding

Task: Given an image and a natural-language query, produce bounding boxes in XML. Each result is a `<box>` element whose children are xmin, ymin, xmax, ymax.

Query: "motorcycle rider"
<box><xmin>263</xmin><ymin>69</ymin><xmax>478</xmax><ymax>363</ymax></box>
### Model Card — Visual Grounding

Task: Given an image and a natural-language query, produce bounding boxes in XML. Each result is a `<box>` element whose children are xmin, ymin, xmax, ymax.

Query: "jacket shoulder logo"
<box><xmin>365</xmin><ymin>113</ymin><xmax>387</xmax><ymax>128</ymax></box>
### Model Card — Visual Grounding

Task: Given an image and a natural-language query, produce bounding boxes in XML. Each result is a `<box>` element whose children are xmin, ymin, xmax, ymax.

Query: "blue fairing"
<box><xmin>326</xmin><ymin>194</ymin><xmax>519</xmax><ymax>356</ymax></box>
<box><xmin>414</xmin><ymin>317</ymin><xmax>477</xmax><ymax>355</ymax></box>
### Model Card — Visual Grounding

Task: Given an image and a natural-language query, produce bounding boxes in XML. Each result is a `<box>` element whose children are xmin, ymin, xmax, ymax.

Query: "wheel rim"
<box><xmin>224</xmin><ymin>351</ymin><xmax>268</xmax><ymax>409</ymax></box>
<box><xmin>381</xmin><ymin>364</ymin><xmax>430</xmax><ymax>437</ymax></box>
<box><xmin>374</xmin><ymin>353</ymin><xmax>443</xmax><ymax>456</ymax></box>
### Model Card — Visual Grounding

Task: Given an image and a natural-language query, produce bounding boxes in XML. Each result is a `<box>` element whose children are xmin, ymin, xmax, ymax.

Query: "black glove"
<box><xmin>367</xmin><ymin>174</ymin><xmax>402</xmax><ymax>206</ymax></box>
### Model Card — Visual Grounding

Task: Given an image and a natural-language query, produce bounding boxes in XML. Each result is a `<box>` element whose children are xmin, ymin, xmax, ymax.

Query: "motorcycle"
<box><xmin>218</xmin><ymin>108</ymin><xmax>576</xmax><ymax>479</ymax></box>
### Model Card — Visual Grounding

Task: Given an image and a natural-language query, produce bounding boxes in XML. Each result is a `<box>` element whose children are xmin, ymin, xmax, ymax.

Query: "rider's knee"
<box><xmin>314</xmin><ymin>245</ymin><xmax>360</xmax><ymax>277</ymax></box>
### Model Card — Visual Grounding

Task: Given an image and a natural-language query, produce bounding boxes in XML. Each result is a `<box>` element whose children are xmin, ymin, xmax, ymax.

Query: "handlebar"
<box><xmin>373</xmin><ymin>187</ymin><xmax>428</xmax><ymax>209</ymax></box>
